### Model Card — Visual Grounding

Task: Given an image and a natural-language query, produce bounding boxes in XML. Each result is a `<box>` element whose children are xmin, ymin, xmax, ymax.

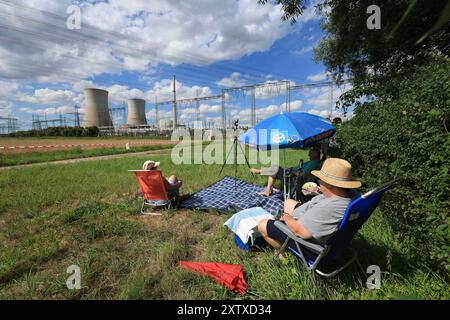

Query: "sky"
<box><xmin>0</xmin><ymin>0</ymin><xmax>353</xmax><ymax>129</ymax></box>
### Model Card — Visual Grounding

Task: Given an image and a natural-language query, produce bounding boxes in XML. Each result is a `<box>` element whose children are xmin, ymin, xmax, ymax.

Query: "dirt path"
<box><xmin>0</xmin><ymin>149</ymin><xmax>171</xmax><ymax>170</ymax></box>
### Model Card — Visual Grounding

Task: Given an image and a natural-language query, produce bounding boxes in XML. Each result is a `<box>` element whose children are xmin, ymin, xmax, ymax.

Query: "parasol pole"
<box><xmin>283</xmin><ymin>148</ymin><xmax>287</xmax><ymax>201</ymax></box>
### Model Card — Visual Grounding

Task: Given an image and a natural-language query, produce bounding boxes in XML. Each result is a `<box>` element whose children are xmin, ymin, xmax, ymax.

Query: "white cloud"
<box><xmin>307</xmin><ymin>108</ymin><xmax>330</xmax><ymax>118</ymax></box>
<box><xmin>292</xmin><ymin>45</ymin><xmax>314</xmax><ymax>55</ymax></box>
<box><xmin>216</xmin><ymin>72</ymin><xmax>247</xmax><ymax>88</ymax></box>
<box><xmin>16</xmin><ymin>88</ymin><xmax>81</xmax><ymax>105</ymax></box>
<box><xmin>72</xmin><ymin>80</ymin><xmax>95</xmax><ymax>93</ymax></box>
<box><xmin>147</xmin><ymin>79</ymin><xmax>212</xmax><ymax>102</ymax></box>
<box><xmin>0</xmin><ymin>101</ymin><xmax>13</xmax><ymax>117</ymax></box>
<box><xmin>0</xmin><ymin>80</ymin><xmax>19</xmax><ymax>97</ymax></box>
<box><xmin>1</xmin><ymin>0</ymin><xmax>290</xmax><ymax>83</ymax></box>
<box><xmin>19</xmin><ymin>105</ymin><xmax>75</xmax><ymax>116</ymax></box>
<box><xmin>199</xmin><ymin>104</ymin><xmax>222</xmax><ymax>113</ymax></box>
<box><xmin>307</xmin><ymin>71</ymin><xmax>330</xmax><ymax>82</ymax></box>
<box><xmin>230</xmin><ymin>99</ymin><xmax>303</xmax><ymax>124</ymax></box>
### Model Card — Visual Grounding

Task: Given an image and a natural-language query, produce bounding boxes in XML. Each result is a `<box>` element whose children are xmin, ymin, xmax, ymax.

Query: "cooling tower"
<box><xmin>127</xmin><ymin>99</ymin><xmax>147</xmax><ymax>125</ymax></box>
<box><xmin>82</xmin><ymin>88</ymin><xmax>113</xmax><ymax>127</ymax></box>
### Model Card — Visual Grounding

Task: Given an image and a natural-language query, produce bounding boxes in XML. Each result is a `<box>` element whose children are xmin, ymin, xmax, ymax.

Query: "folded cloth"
<box><xmin>224</xmin><ymin>207</ymin><xmax>275</xmax><ymax>245</ymax></box>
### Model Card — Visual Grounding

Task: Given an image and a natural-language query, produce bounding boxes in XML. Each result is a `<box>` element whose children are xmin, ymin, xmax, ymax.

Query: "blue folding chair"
<box><xmin>274</xmin><ymin>179</ymin><xmax>398</xmax><ymax>278</ymax></box>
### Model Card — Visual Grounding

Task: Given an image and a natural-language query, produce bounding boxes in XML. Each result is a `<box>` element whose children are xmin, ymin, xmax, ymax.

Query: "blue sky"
<box><xmin>0</xmin><ymin>0</ymin><xmax>352</xmax><ymax>129</ymax></box>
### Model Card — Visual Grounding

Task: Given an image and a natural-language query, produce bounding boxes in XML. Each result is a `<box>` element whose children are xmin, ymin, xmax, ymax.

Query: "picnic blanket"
<box><xmin>180</xmin><ymin>176</ymin><xmax>284</xmax><ymax>215</ymax></box>
<box><xmin>224</xmin><ymin>207</ymin><xmax>274</xmax><ymax>245</ymax></box>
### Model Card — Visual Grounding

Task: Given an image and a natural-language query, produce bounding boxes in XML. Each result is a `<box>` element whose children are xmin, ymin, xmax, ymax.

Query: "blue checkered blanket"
<box><xmin>180</xmin><ymin>176</ymin><xmax>284</xmax><ymax>215</ymax></box>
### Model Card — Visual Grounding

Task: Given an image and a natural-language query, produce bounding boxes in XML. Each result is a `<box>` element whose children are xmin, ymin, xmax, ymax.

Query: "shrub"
<box><xmin>334</xmin><ymin>54</ymin><xmax>449</xmax><ymax>275</ymax></box>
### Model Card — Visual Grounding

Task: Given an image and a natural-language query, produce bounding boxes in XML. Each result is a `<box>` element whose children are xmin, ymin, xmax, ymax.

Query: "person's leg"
<box><xmin>250</xmin><ymin>168</ymin><xmax>261</xmax><ymax>174</ymax></box>
<box><xmin>166</xmin><ymin>175</ymin><xmax>180</xmax><ymax>199</ymax></box>
<box><xmin>259</xmin><ymin>175</ymin><xmax>277</xmax><ymax>196</ymax></box>
<box><xmin>257</xmin><ymin>219</ymin><xmax>282</xmax><ymax>249</ymax></box>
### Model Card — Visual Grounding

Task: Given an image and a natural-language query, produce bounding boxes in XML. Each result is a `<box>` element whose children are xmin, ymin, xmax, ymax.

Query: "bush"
<box><xmin>334</xmin><ymin>54</ymin><xmax>450</xmax><ymax>275</ymax></box>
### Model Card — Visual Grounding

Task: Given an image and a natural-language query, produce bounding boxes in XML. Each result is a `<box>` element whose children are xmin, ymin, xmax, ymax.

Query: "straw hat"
<box><xmin>142</xmin><ymin>160</ymin><xmax>160</xmax><ymax>170</ymax></box>
<box><xmin>311</xmin><ymin>158</ymin><xmax>361</xmax><ymax>189</ymax></box>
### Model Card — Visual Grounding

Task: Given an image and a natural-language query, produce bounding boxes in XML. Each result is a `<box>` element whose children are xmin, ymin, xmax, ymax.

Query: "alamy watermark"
<box><xmin>66</xmin><ymin>5</ymin><xmax>81</xmax><ymax>30</ymax></box>
<box><xmin>66</xmin><ymin>264</ymin><xmax>81</xmax><ymax>290</ymax></box>
<box><xmin>366</xmin><ymin>265</ymin><xmax>381</xmax><ymax>290</ymax></box>
<box><xmin>367</xmin><ymin>5</ymin><xmax>381</xmax><ymax>30</ymax></box>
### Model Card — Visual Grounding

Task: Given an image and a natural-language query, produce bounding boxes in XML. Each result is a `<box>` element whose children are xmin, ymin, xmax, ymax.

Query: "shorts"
<box><xmin>260</xmin><ymin>165</ymin><xmax>299</xmax><ymax>183</ymax></box>
<box><xmin>266</xmin><ymin>219</ymin><xmax>318</xmax><ymax>262</ymax></box>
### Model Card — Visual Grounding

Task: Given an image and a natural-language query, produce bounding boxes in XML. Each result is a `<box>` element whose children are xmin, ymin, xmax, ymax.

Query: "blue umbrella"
<box><xmin>238</xmin><ymin>112</ymin><xmax>335</xmax><ymax>150</ymax></box>
<box><xmin>238</xmin><ymin>112</ymin><xmax>335</xmax><ymax>200</ymax></box>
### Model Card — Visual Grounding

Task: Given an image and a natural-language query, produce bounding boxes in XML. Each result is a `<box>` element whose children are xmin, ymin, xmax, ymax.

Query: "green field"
<box><xmin>0</xmin><ymin>144</ymin><xmax>175</xmax><ymax>167</ymax></box>
<box><xmin>0</xmin><ymin>148</ymin><xmax>448</xmax><ymax>299</ymax></box>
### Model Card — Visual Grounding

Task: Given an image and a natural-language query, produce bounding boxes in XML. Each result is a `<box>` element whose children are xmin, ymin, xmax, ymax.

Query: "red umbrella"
<box><xmin>178</xmin><ymin>261</ymin><xmax>248</xmax><ymax>295</ymax></box>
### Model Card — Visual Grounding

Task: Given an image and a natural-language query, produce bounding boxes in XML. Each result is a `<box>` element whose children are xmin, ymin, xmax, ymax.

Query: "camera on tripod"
<box><xmin>233</xmin><ymin>119</ymin><xmax>239</xmax><ymax>130</ymax></box>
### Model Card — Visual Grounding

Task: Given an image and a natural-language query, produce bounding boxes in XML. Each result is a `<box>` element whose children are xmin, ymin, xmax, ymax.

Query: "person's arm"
<box><xmin>282</xmin><ymin>213</ymin><xmax>312</xmax><ymax>239</ymax></box>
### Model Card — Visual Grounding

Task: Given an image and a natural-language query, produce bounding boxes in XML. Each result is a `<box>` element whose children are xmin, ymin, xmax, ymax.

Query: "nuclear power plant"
<box><xmin>127</xmin><ymin>99</ymin><xmax>147</xmax><ymax>125</ymax></box>
<box><xmin>82</xmin><ymin>88</ymin><xmax>113</xmax><ymax>128</ymax></box>
<box><xmin>22</xmin><ymin>78</ymin><xmax>341</xmax><ymax>136</ymax></box>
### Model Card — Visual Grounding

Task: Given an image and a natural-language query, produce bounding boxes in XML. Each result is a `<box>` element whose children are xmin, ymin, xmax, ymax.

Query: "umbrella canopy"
<box><xmin>178</xmin><ymin>261</ymin><xmax>248</xmax><ymax>295</ymax></box>
<box><xmin>238</xmin><ymin>112</ymin><xmax>335</xmax><ymax>150</ymax></box>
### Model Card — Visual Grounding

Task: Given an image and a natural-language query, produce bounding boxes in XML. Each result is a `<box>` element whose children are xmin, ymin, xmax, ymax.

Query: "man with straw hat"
<box><xmin>257</xmin><ymin>158</ymin><xmax>361</xmax><ymax>252</ymax></box>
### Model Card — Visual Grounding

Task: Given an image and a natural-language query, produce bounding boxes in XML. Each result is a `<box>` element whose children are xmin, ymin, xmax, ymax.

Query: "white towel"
<box><xmin>224</xmin><ymin>207</ymin><xmax>274</xmax><ymax>245</ymax></box>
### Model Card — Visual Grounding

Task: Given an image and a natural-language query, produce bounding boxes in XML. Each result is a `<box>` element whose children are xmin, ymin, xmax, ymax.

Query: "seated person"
<box><xmin>250</xmin><ymin>147</ymin><xmax>321</xmax><ymax>196</ymax></box>
<box><xmin>257</xmin><ymin>158</ymin><xmax>361</xmax><ymax>254</ymax></box>
<box><xmin>142</xmin><ymin>160</ymin><xmax>182</xmax><ymax>196</ymax></box>
<box><xmin>320</xmin><ymin>141</ymin><xmax>331</xmax><ymax>162</ymax></box>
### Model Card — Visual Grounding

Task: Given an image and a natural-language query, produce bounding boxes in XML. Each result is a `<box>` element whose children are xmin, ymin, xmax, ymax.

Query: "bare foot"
<box><xmin>277</xmin><ymin>252</ymin><xmax>288</xmax><ymax>261</ymax></box>
<box><xmin>258</xmin><ymin>188</ymin><xmax>272</xmax><ymax>196</ymax></box>
<box><xmin>250</xmin><ymin>168</ymin><xmax>260</xmax><ymax>174</ymax></box>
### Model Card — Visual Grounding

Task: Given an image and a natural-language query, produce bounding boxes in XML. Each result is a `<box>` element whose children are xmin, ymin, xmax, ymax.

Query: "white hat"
<box><xmin>142</xmin><ymin>160</ymin><xmax>160</xmax><ymax>170</ymax></box>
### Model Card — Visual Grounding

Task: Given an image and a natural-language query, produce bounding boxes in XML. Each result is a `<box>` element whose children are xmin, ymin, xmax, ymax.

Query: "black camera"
<box><xmin>233</xmin><ymin>119</ymin><xmax>239</xmax><ymax>130</ymax></box>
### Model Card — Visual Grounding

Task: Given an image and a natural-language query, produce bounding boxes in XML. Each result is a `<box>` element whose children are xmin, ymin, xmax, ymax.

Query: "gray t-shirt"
<box><xmin>292</xmin><ymin>194</ymin><xmax>351</xmax><ymax>244</ymax></box>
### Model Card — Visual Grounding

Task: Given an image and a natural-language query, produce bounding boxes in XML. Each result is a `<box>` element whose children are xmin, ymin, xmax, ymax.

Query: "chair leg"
<box><xmin>140</xmin><ymin>200</ymin><xmax>162</xmax><ymax>216</ymax></box>
<box><xmin>355</xmin><ymin>256</ymin><xmax>367</xmax><ymax>279</ymax></box>
<box><xmin>140</xmin><ymin>200</ymin><xmax>146</xmax><ymax>214</ymax></box>
<box><xmin>275</xmin><ymin>238</ymin><xmax>289</xmax><ymax>257</ymax></box>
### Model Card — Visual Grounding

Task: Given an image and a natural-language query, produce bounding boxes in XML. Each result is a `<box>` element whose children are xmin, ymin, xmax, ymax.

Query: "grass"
<box><xmin>0</xmin><ymin>147</ymin><xmax>448</xmax><ymax>299</ymax></box>
<box><xmin>0</xmin><ymin>144</ymin><xmax>175</xmax><ymax>167</ymax></box>
<box><xmin>0</xmin><ymin>135</ymin><xmax>171</xmax><ymax>145</ymax></box>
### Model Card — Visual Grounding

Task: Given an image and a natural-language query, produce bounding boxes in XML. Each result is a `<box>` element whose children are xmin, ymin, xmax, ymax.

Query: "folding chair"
<box><xmin>129</xmin><ymin>170</ymin><xmax>179</xmax><ymax>215</ymax></box>
<box><xmin>274</xmin><ymin>179</ymin><xmax>398</xmax><ymax>279</ymax></box>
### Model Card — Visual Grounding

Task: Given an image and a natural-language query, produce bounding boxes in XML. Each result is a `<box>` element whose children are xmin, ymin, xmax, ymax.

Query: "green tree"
<box><xmin>258</xmin><ymin>0</ymin><xmax>450</xmax><ymax>274</ymax></box>
<box><xmin>314</xmin><ymin>0</ymin><xmax>449</xmax><ymax>108</ymax></box>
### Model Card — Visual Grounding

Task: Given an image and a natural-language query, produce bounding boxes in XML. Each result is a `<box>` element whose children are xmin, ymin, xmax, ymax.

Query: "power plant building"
<box><xmin>82</xmin><ymin>88</ymin><xmax>113</xmax><ymax>128</ymax></box>
<box><xmin>159</xmin><ymin>119</ymin><xmax>173</xmax><ymax>129</ymax></box>
<box><xmin>127</xmin><ymin>99</ymin><xmax>147</xmax><ymax>125</ymax></box>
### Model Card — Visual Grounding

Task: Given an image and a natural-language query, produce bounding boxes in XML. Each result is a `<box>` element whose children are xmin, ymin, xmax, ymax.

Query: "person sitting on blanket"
<box><xmin>257</xmin><ymin>158</ymin><xmax>361</xmax><ymax>250</ymax></box>
<box><xmin>249</xmin><ymin>147</ymin><xmax>321</xmax><ymax>196</ymax></box>
<box><xmin>142</xmin><ymin>160</ymin><xmax>182</xmax><ymax>195</ymax></box>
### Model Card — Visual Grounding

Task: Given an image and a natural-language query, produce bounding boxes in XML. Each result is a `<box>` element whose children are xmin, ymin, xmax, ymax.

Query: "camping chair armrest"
<box><xmin>273</xmin><ymin>220</ymin><xmax>325</xmax><ymax>254</ymax></box>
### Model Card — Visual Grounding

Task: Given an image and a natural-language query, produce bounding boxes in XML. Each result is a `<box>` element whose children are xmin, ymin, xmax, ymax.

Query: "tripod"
<box><xmin>219</xmin><ymin>121</ymin><xmax>253</xmax><ymax>182</ymax></box>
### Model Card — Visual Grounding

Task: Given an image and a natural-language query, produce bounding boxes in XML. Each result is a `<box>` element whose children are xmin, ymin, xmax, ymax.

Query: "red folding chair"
<box><xmin>129</xmin><ymin>170</ymin><xmax>179</xmax><ymax>215</ymax></box>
